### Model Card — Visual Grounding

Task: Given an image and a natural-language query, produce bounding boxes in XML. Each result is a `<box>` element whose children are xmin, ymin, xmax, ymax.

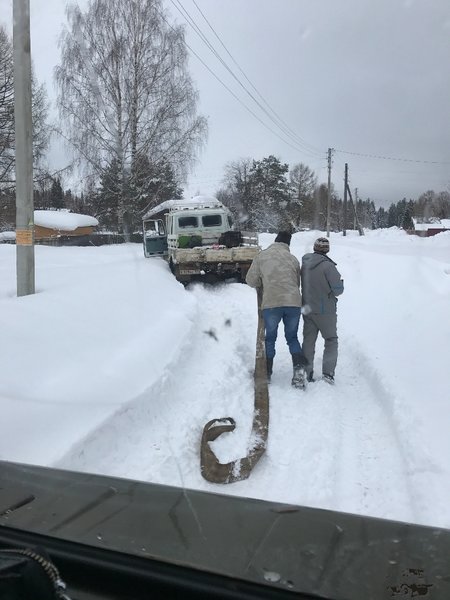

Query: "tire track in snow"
<box><xmin>57</xmin><ymin>283</ymin><xmax>421</xmax><ymax>525</ymax></box>
<box><xmin>341</xmin><ymin>340</ymin><xmax>446</xmax><ymax>526</ymax></box>
<box><xmin>331</xmin><ymin>344</ymin><xmax>418</xmax><ymax>523</ymax></box>
<box><xmin>253</xmin><ymin>339</ymin><xmax>419</xmax><ymax>523</ymax></box>
<box><xmin>56</xmin><ymin>282</ymin><xmax>258</xmax><ymax>489</ymax></box>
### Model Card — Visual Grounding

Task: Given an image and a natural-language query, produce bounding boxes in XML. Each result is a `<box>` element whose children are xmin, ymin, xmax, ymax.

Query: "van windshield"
<box><xmin>178</xmin><ymin>216</ymin><xmax>198</xmax><ymax>228</ymax></box>
<box><xmin>202</xmin><ymin>214</ymin><xmax>222</xmax><ymax>227</ymax></box>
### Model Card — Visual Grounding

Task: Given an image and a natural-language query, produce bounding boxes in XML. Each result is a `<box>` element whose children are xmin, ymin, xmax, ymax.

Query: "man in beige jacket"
<box><xmin>246</xmin><ymin>231</ymin><xmax>308</xmax><ymax>389</ymax></box>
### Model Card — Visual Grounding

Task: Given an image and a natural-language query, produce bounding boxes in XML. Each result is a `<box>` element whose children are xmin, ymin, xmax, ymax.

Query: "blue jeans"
<box><xmin>262</xmin><ymin>306</ymin><xmax>302</xmax><ymax>359</ymax></box>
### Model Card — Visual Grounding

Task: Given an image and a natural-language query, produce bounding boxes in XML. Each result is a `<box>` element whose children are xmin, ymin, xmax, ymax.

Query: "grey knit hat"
<box><xmin>313</xmin><ymin>237</ymin><xmax>330</xmax><ymax>254</ymax></box>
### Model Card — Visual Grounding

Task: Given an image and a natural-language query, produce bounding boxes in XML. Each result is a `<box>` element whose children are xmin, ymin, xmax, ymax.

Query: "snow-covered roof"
<box><xmin>143</xmin><ymin>196</ymin><xmax>224</xmax><ymax>221</ymax></box>
<box><xmin>189</xmin><ymin>195</ymin><xmax>221</xmax><ymax>205</ymax></box>
<box><xmin>413</xmin><ymin>222</ymin><xmax>432</xmax><ymax>231</ymax></box>
<box><xmin>0</xmin><ymin>231</ymin><xmax>16</xmax><ymax>241</ymax></box>
<box><xmin>142</xmin><ymin>199</ymin><xmax>180</xmax><ymax>220</ymax></box>
<box><xmin>34</xmin><ymin>210</ymin><xmax>98</xmax><ymax>231</ymax></box>
<box><xmin>412</xmin><ymin>218</ymin><xmax>450</xmax><ymax>231</ymax></box>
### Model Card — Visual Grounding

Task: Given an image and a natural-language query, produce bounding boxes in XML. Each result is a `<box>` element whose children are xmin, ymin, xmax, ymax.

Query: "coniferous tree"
<box><xmin>387</xmin><ymin>203</ymin><xmax>398</xmax><ymax>227</ymax></box>
<box><xmin>376</xmin><ymin>207</ymin><xmax>388</xmax><ymax>228</ymax></box>
<box><xmin>217</xmin><ymin>155</ymin><xmax>450</xmax><ymax>234</ymax></box>
<box><xmin>247</xmin><ymin>156</ymin><xmax>291</xmax><ymax>230</ymax></box>
<box><xmin>50</xmin><ymin>178</ymin><xmax>64</xmax><ymax>209</ymax></box>
<box><xmin>218</xmin><ymin>156</ymin><xmax>290</xmax><ymax>230</ymax></box>
<box><xmin>95</xmin><ymin>159</ymin><xmax>121</xmax><ymax>230</ymax></box>
<box><xmin>402</xmin><ymin>207</ymin><xmax>414</xmax><ymax>230</ymax></box>
<box><xmin>131</xmin><ymin>157</ymin><xmax>182</xmax><ymax>221</ymax></box>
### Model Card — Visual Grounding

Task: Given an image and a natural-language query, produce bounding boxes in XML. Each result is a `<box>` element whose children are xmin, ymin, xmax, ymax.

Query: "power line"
<box><xmin>166</xmin><ymin>0</ymin><xmax>324</xmax><ymax>159</ymax></box>
<box><xmin>335</xmin><ymin>148</ymin><xmax>450</xmax><ymax>165</ymax></box>
<box><xmin>189</xmin><ymin>0</ymin><xmax>322</xmax><ymax>157</ymax></box>
<box><xmin>162</xmin><ymin>4</ymin><xmax>449</xmax><ymax>195</ymax></box>
<box><xmin>172</xmin><ymin>0</ymin><xmax>322</xmax><ymax>157</ymax></box>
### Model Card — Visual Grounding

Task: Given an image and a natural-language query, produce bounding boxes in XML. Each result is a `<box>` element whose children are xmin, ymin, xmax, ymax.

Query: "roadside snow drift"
<box><xmin>1</xmin><ymin>228</ymin><xmax>449</xmax><ymax>529</ymax></box>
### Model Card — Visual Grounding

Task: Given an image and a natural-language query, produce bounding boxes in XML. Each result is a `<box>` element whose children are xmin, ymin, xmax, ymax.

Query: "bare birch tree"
<box><xmin>55</xmin><ymin>0</ymin><xmax>207</xmax><ymax>235</ymax></box>
<box><xmin>0</xmin><ymin>25</ymin><xmax>48</xmax><ymax>189</ymax></box>
<box><xmin>0</xmin><ymin>27</ymin><xmax>14</xmax><ymax>187</ymax></box>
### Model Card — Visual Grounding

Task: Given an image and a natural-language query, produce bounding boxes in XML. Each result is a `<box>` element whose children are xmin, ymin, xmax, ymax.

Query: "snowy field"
<box><xmin>1</xmin><ymin>228</ymin><xmax>449</xmax><ymax>530</ymax></box>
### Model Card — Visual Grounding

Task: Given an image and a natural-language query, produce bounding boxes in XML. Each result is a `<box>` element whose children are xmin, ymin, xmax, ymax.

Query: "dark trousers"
<box><xmin>262</xmin><ymin>306</ymin><xmax>302</xmax><ymax>360</ymax></box>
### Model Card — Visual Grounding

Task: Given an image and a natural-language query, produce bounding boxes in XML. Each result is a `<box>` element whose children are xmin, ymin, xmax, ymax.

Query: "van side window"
<box><xmin>202</xmin><ymin>214</ymin><xmax>222</xmax><ymax>227</ymax></box>
<box><xmin>178</xmin><ymin>216</ymin><xmax>198</xmax><ymax>228</ymax></box>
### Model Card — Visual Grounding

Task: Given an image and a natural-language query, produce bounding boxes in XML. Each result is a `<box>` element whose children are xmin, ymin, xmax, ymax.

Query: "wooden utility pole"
<box><xmin>346</xmin><ymin>184</ymin><xmax>364</xmax><ymax>236</ymax></box>
<box><xmin>13</xmin><ymin>0</ymin><xmax>35</xmax><ymax>296</ymax></box>
<box><xmin>326</xmin><ymin>148</ymin><xmax>333</xmax><ymax>237</ymax></box>
<box><xmin>354</xmin><ymin>187</ymin><xmax>358</xmax><ymax>229</ymax></box>
<box><xmin>343</xmin><ymin>163</ymin><xmax>348</xmax><ymax>236</ymax></box>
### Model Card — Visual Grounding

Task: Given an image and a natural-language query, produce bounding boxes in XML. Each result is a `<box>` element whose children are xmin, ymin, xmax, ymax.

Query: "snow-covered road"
<box><xmin>2</xmin><ymin>229</ymin><xmax>449</xmax><ymax>529</ymax></box>
<box><xmin>56</xmin><ymin>279</ymin><xmax>420</xmax><ymax>526</ymax></box>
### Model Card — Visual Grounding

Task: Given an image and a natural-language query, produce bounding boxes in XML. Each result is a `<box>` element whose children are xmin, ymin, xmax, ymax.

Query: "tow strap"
<box><xmin>200</xmin><ymin>288</ymin><xmax>269</xmax><ymax>483</ymax></box>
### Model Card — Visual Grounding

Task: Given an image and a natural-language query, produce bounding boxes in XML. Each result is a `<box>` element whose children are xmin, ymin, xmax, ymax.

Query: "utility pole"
<box><xmin>326</xmin><ymin>148</ymin><xmax>333</xmax><ymax>237</ymax></box>
<box><xmin>354</xmin><ymin>187</ymin><xmax>358</xmax><ymax>230</ymax></box>
<box><xmin>347</xmin><ymin>184</ymin><xmax>364</xmax><ymax>236</ymax></box>
<box><xmin>343</xmin><ymin>163</ymin><xmax>348</xmax><ymax>236</ymax></box>
<box><xmin>13</xmin><ymin>0</ymin><xmax>35</xmax><ymax>296</ymax></box>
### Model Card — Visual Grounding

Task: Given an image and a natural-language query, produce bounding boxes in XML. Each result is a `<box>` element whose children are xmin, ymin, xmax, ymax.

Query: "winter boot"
<box><xmin>291</xmin><ymin>353</ymin><xmax>308</xmax><ymax>390</ymax></box>
<box><xmin>323</xmin><ymin>373</ymin><xmax>335</xmax><ymax>385</ymax></box>
<box><xmin>307</xmin><ymin>371</ymin><xmax>315</xmax><ymax>383</ymax></box>
<box><xmin>266</xmin><ymin>357</ymin><xmax>274</xmax><ymax>383</ymax></box>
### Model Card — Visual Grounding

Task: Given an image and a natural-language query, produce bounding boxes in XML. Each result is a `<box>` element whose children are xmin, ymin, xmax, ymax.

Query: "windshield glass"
<box><xmin>0</xmin><ymin>0</ymin><xmax>449</xmax><ymax>593</ymax></box>
<box><xmin>202</xmin><ymin>214</ymin><xmax>222</xmax><ymax>227</ymax></box>
<box><xmin>178</xmin><ymin>215</ymin><xmax>199</xmax><ymax>228</ymax></box>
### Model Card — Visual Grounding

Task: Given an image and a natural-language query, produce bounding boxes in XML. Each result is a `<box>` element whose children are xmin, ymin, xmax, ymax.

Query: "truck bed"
<box><xmin>173</xmin><ymin>245</ymin><xmax>259</xmax><ymax>264</ymax></box>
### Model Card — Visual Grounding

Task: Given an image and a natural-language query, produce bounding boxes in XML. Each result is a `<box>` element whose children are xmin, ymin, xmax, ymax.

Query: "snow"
<box><xmin>142</xmin><ymin>199</ymin><xmax>180</xmax><ymax>220</ymax></box>
<box><xmin>34</xmin><ymin>210</ymin><xmax>99</xmax><ymax>230</ymax></box>
<box><xmin>412</xmin><ymin>217</ymin><xmax>450</xmax><ymax>231</ymax></box>
<box><xmin>188</xmin><ymin>194</ymin><xmax>222</xmax><ymax>205</ymax></box>
<box><xmin>0</xmin><ymin>231</ymin><xmax>15</xmax><ymax>241</ymax></box>
<box><xmin>143</xmin><ymin>195</ymin><xmax>223</xmax><ymax>220</ymax></box>
<box><xmin>1</xmin><ymin>228</ymin><xmax>450</xmax><ymax>530</ymax></box>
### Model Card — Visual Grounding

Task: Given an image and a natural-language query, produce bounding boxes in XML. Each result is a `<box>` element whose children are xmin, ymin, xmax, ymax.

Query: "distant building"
<box><xmin>34</xmin><ymin>210</ymin><xmax>98</xmax><ymax>241</ymax></box>
<box><xmin>411</xmin><ymin>218</ymin><xmax>450</xmax><ymax>237</ymax></box>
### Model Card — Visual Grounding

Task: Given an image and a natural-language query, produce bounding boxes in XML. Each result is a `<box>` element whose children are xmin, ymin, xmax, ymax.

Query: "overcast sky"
<box><xmin>1</xmin><ymin>0</ymin><xmax>449</xmax><ymax>207</ymax></box>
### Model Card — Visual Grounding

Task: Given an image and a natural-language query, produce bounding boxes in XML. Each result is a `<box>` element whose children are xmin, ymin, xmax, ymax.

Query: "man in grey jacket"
<box><xmin>301</xmin><ymin>237</ymin><xmax>344</xmax><ymax>384</ymax></box>
<box><xmin>246</xmin><ymin>231</ymin><xmax>308</xmax><ymax>389</ymax></box>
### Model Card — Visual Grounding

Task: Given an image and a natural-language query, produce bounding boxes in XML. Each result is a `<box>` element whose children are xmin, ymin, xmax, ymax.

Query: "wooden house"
<box><xmin>34</xmin><ymin>210</ymin><xmax>98</xmax><ymax>241</ymax></box>
<box><xmin>411</xmin><ymin>218</ymin><xmax>450</xmax><ymax>237</ymax></box>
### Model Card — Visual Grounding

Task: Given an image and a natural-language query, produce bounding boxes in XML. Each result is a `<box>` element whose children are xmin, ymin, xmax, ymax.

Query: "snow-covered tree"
<box><xmin>55</xmin><ymin>0</ymin><xmax>207</xmax><ymax>236</ymax></box>
<box><xmin>247</xmin><ymin>156</ymin><xmax>291</xmax><ymax>230</ymax></box>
